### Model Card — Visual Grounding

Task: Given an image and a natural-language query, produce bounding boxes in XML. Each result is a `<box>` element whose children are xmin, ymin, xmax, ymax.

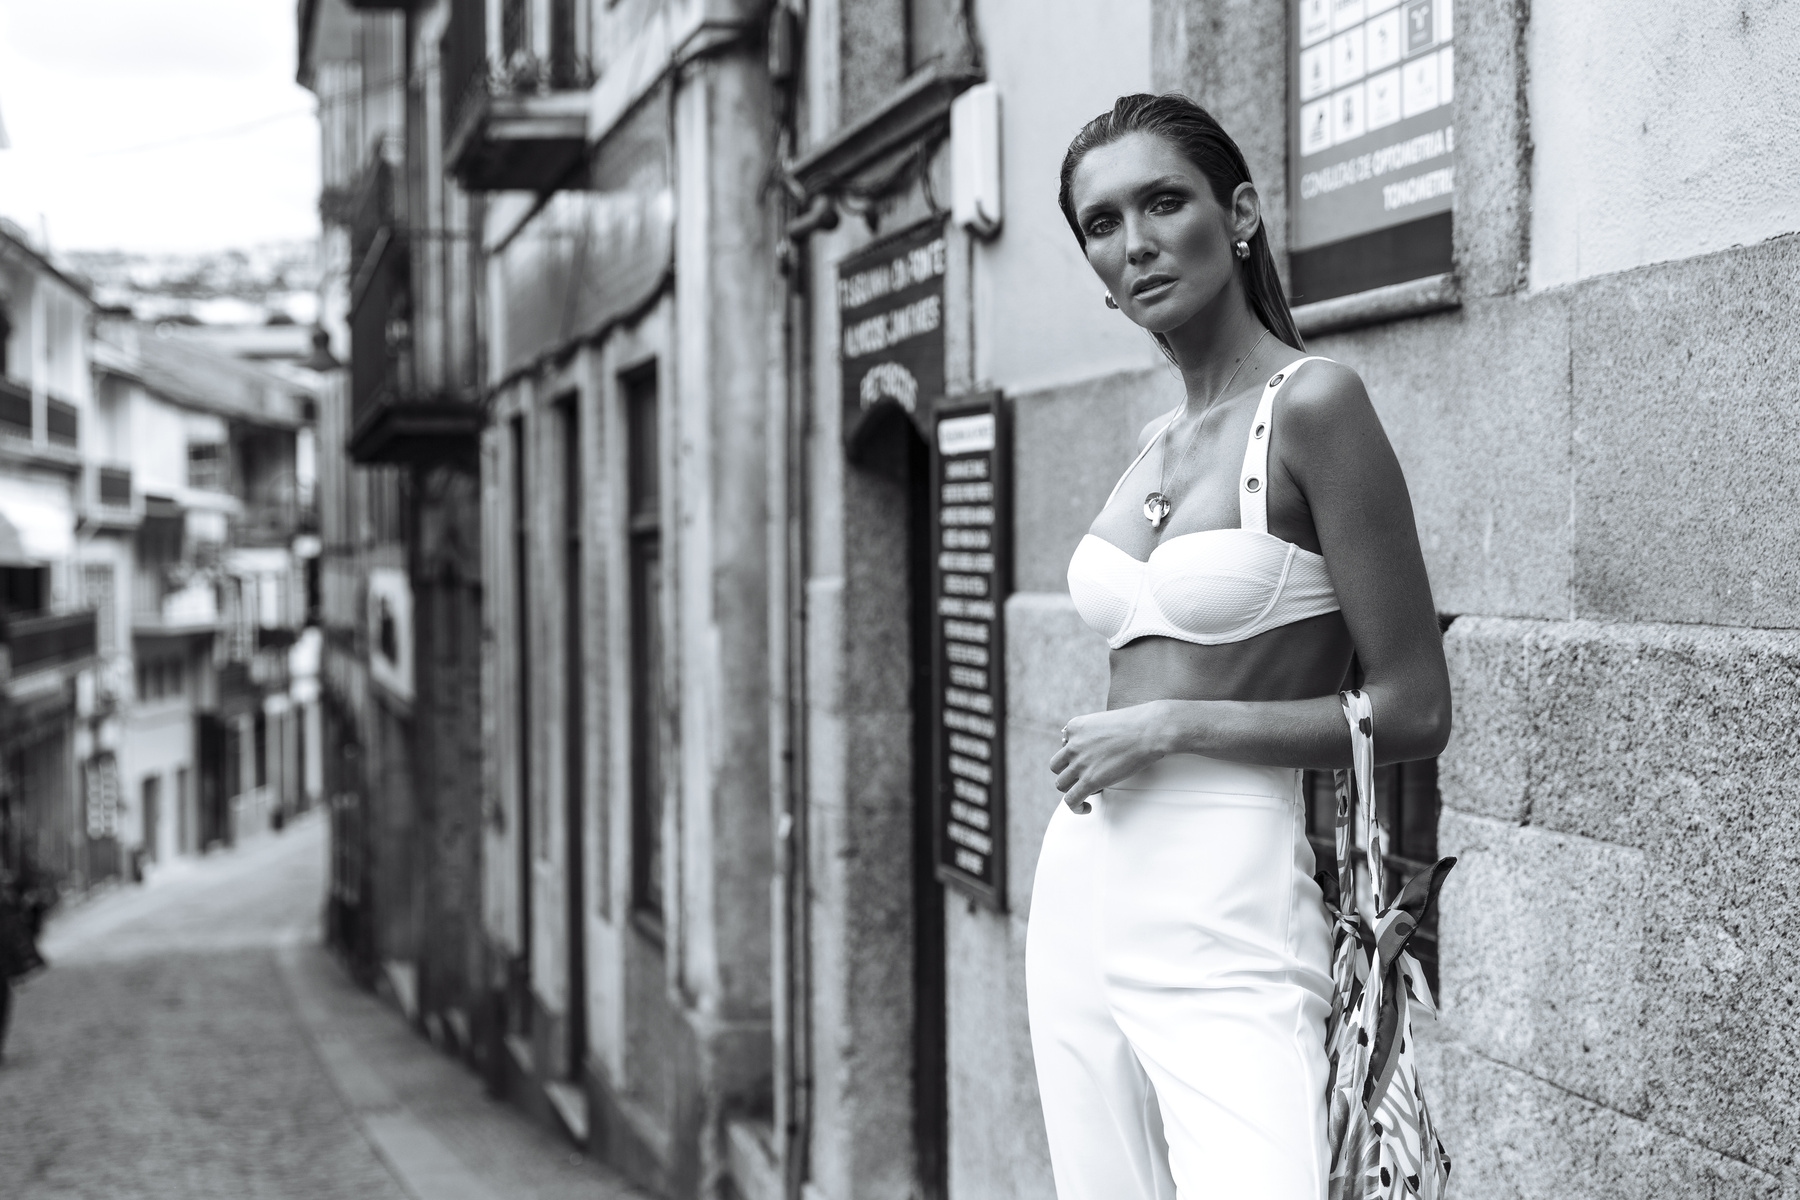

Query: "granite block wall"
<box><xmin>1436</xmin><ymin>618</ymin><xmax>1800</xmax><ymax>1198</ymax></box>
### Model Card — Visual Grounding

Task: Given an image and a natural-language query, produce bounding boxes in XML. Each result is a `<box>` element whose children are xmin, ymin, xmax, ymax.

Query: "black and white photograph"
<box><xmin>0</xmin><ymin>1</ymin><xmax>1796</xmax><ymax>1198</ymax></box>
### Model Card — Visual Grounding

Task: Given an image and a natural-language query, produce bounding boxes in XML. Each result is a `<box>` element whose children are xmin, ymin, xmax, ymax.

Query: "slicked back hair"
<box><xmin>1059</xmin><ymin>93</ymin><xmax>1304</xmax><ymax>353</ymax></box>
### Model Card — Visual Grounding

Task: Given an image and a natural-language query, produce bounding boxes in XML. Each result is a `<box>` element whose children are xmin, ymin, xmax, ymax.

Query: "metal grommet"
<box><xmin>1245</xmin><ymin>477</ymin><xmax>1261</xmax><ymax>492</ymax></box>
<box><xmin>1269</xmin><ymin>373</ymin><xmax>1285</xmax><ymax>386</ymax></box>
<box><xmin>1254</xmin><ymin>423</ymin><xmax>1266</xmax><ymax>438</ymax></box>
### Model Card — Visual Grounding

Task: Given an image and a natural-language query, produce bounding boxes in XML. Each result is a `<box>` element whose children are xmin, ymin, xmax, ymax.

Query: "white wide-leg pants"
<box><xmin>1026</xmin><ymin>754</ymin><xmax>1334</xmax><ymax>1200</ymax></box>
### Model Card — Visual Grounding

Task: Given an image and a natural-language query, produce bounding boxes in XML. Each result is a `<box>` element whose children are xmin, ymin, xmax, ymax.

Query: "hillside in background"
<box><xmin>60</xmin><ymin>240</ymin><xmax>321</xmax><ymax>325</ymax></box>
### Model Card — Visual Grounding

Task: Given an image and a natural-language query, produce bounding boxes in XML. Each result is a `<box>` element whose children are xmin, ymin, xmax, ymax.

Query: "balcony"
<box><xmin>442</xmin><ymin>0</ymin><xmax>592</xmax><ymax>192</ymax></box>
<box><xmin>46</xmin><ymin>397</ymin><xmax>77</xmax><ymax>448</ymax></box>
<box><xmin>98</xmin><ymin>466</ymin><xmax>132</xmax><ymax>507</ymax></box>
<box><xmin>5</xmin><ymin>609</ymin><xmax>99</xmax><ymax>679</ymax></box>
<box><xmin>0</xmin><ymin>376</ymin><xmax>29</xmax><ymax>438</ymax></box>
<box><xmin>235</xmin><ymin>499</ymin><xmax>316</xmax><ymax>548</ymax></box>
<box><xmin>133</xmin><ymin>579</ymin><xmax>220</xmax><ymax>636</ymax></box>
<box><xmin>346</xmin><ymin>161</ymin><xmax>482</xmax><ymax>466</ymax></box>
<box><xmin>84</xmin><ymin>464</ymin><xmax>137</xmax><ymax>528</ymax></box>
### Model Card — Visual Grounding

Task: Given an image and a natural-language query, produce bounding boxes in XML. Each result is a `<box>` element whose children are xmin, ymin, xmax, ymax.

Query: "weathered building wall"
<box><xmin>473</xmin><ymin>6</ymin><xmax>779</xmax><ymax>1193</ymax></box>
<box><xmin>795</xmin><ymin>0</ymin><xmax>1800</xmax><ymax>1197</ymax></box>
<box><xmin>1004</xmin><ymin>0</ymin><xmax>1800</xmax><ymax>1196</ymax></box>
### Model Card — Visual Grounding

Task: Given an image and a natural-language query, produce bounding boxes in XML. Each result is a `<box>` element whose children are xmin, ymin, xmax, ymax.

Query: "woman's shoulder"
<box><xmin>1274</xmin><ymin>356</ymin><xmax>1377</xmax><ymax>439</ymax></box>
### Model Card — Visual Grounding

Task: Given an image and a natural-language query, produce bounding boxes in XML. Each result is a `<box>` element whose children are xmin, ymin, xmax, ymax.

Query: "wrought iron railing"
<box><xmin>441</xmin><ymin>0</ymin><xmax>594</xmax><ymax>152</ymax></box>
<box><xmin>6</xmin><ymin>609</ymin><xmax>99</xmax><ymax>675</ymax></box>
<box><xmin>0</xmin><ymin>376</ymin><xmax>29</xmax><ymax>437</ymax></box>
<box><xmin>97</xmin><ymin>465</ymin><xmax>132</xmax><ymax>508</ymax></box>
<box><xmin>46</xmin><ymin>397</ymin><xmax>78</xmax><ymax>448</ymax></box>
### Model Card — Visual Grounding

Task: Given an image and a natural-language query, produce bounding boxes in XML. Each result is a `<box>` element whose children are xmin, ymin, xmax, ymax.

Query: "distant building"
<box><xmin>89</xmin><ymin>317</ymin><xmax>320</xmax><ymax>864</ymax></box>
<box><xmin>0</xmin><ymin>218</ymin><xmax>102</xmax><ymax>893</ymax></box>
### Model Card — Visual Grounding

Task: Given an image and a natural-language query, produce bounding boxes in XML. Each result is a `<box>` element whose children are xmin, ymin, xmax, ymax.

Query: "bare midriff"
<box><xmin>1105</xmin><ymin>611</ymin><xmax>1355</xmax><ymax>710</ymax></box>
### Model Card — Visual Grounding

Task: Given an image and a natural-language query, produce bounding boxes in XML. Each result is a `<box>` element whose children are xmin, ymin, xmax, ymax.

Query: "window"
<box><xmin>136</xmin><ymin>655</ymin><xmax>187</xmax><ymax>702</ymax></box>
<box><xmin>511</xmin><ymin>416</ymin><xmax>537</xmax><ymax>906</ymax></box>
<box><xmin>188</xmin><ymin>442</ymin><xmax>228</xmax><ymax>491</ymax></box>
<box><xmin>1303</xmin><ymin>757</ymin><xmax>1442</xmax><ymax>993</ymax></box>
<box><xmin>82</xmin><ymin>564</ymin><xmax>118</xmax><ymax>656</ymax></box>
<box><xmin>558</xmin><ymin>394</ymin><xmax>587</xmax><ymax>888</ymax></box>
<box><xmin>625</xmin><ymin>365</ymin><xmax>664</xmax><ymax>925</ymax></box>
<box><xmin>0</xmin><ymin>566</ymin><xmax>47</xmax><ymax>616</ymax></box>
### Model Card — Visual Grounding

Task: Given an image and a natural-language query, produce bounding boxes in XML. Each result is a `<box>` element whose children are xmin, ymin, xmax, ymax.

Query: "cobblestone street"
<box><xmin>0</xmin><ymin>814</ymin><xmax>646</xmax><ymax>1200</ymax></box>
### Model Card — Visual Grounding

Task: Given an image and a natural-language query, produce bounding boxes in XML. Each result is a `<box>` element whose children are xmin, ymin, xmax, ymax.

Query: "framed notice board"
<box><xmin>930</xmin><ymin>392</ymin><xmax>1009</xmax><ymax>908</ymax></box>
<box><xmin>1288</xmin><ymin>0</ymin><xmax>1456</xmax><ymax>305</ymax></box>
<box><xmin>838</xmin><ymin>217</ymin><xmax>948</xmax><ymax>448</ymax></box>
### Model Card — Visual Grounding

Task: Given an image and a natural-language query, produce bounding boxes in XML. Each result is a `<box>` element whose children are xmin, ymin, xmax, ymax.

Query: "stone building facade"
<box><xmin>301</xmin><ymin>0</ymin><xmax>1800</xmax><ymax>1197</ymax></box>
<box><xmin>786</xmin><ymin>0</ymin><xmax>1800</xmax><ymax>1198</ymax></box>
<box><xmin>299</xmin><ymin>0</ymin><xmax>489</xmax><ymax>1036</ymax></box>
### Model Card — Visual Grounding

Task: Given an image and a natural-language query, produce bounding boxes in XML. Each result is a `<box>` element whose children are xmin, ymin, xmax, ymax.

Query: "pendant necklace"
<box><xmin>1143</xmin><ymin>328</ymin><xmax>1269</xmax><ymax>528</ymax></box>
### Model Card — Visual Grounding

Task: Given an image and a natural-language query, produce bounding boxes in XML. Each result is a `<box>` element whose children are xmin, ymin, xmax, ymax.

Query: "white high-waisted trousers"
<box><xmin>1026</xmin><ymin>753</ymin><xmax>1334</xmax><ymax>1200</ymax></box>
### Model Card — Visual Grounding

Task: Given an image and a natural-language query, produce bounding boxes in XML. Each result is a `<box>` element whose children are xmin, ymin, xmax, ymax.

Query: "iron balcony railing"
<box><xmin>349</xmin><ymin>158</ymin><xmax>411</xmax><ymax>441</ymax></box>
<box><xmin>97</xmin><ymin>465</ymin><xmax>132</xmax><ymax>508</ymax></box>
<box><xmin>5</xmin><ymin>609</ymin><xmax>99</xmax><ymax>676</ymax></box>
<box><xmin>46</xmin><ymin>397</ymin><xmax>77</xmax><ymax>448</ymax></box>
<box><xmin>441</xmin><ymin>0</ymin><xmax>592</xmax><ymax>190</ymax></box>
<box><xmin>0</xmin><ymin>376</ymin><xmax>29</xmax><ymax>438</ymax></box>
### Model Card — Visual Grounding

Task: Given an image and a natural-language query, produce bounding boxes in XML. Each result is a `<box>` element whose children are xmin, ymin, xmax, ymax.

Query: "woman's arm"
<box><xmin>1050</xmin><ymin>361</ymin><xmax>1450</xmax><ymax>808</ymax></box>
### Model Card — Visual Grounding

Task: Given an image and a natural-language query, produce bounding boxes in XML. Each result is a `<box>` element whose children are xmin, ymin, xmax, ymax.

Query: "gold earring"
<box><xmin>1104</xmin><ymin>292</ymin><xmax>1119</xmax><ymax>309</ymax></box>
<box><xmin>1234</xmin><ymin>239</ymin><xmax>1251</xmax><ymax>260</ymax></box>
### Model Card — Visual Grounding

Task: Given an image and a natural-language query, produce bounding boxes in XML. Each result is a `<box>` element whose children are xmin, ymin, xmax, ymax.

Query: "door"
<box><xmin>141</xmin><ymin>775</ymin><xmax>161</xmax><ymax>863</ymax></box>
<box><xmin>906</xmin><ymin>424</ymin><xmax>949</xmax><ymax>1199</ymax></box>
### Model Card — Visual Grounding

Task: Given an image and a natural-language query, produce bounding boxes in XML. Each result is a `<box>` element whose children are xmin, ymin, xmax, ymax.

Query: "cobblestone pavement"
<box><xmin>0</xmin><ymin>814</ymin><xmax>647</xmax><ymax>1200</ymax></box>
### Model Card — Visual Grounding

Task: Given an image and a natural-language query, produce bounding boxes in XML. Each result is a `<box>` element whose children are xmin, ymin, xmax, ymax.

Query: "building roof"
<box><xmin>0</xmin><ymin>220</ymin><xmax>96</xmax><ymax>302</ymax></box>
<box><xmin>98</xmin><ymin>321</ymin><xmax>311</xmax><ymax>429</ymax></box>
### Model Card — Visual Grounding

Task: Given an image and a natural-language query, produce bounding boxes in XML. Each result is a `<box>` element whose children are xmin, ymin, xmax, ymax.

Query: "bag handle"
<box><xmin>1337</xmin><ymin>688</ymin><xmax>1383</xmax><ymax>930</ymax></box>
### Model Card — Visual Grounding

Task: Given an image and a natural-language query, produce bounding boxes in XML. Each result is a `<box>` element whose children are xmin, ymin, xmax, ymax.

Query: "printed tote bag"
<box><xmin>1322</xmin><ymin>689</ymin><xmax>1456</xmax><ymax>1199</ymax></box>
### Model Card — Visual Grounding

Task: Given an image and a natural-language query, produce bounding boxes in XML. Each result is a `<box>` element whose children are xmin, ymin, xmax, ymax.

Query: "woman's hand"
<box><xmin>1049</xmin><ymin>702</ymin><xmax>1170</xmax><ymax>813</ymax></box>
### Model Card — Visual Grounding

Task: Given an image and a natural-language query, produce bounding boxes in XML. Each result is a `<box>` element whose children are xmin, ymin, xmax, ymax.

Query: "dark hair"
<box><xmin>1058</xmin><ymin>93</ymin><xmax>1304</xmax><ymax>352</ymax></box>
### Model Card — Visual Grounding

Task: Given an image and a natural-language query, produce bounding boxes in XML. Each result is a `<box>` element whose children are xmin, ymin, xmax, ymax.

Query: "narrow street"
<box><xmin>0</xmin><ymin>814</ymin><xmax>645</xmax><ymax>1200</ymax></box>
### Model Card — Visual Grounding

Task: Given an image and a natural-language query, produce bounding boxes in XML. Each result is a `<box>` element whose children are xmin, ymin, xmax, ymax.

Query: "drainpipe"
<box><xmin>775</xmin><ymin>198</ymin><xmax>821</xmax><ymax>1200</ymax></box>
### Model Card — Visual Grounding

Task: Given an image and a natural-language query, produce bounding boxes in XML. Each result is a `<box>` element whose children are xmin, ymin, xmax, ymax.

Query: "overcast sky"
<box><xmin>0</xmin><ymin>0</ymin><xmax>319</xmax><ymax>254</ymax></box>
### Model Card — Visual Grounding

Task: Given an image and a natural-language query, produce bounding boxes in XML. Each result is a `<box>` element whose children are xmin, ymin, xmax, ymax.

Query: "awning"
<box><xmin>0</xmin><ymin>475</ymin><xmax>74</xmax><ymax>564</ymax></box>
<box><xmin>0</xmin><ymin>509</ymin><xmax>32</xmax><ymax>567</ymax></box>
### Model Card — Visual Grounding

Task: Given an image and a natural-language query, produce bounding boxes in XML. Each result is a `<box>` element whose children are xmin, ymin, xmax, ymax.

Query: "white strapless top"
<box><xmin>1067</xmin><ymin>358</ymin><xmax>1342</xmax><ymax>649</ymax></box>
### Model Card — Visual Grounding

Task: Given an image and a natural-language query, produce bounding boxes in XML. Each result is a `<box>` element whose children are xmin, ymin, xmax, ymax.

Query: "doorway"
<box><xmin>850</xmin><ymin>402</ymin><xmax>948</xmax><ymax>1199</ymax></box>
<box><xmin>557</xmin><ymin>392</ymin><xmax>587</xmax><ymax>1080</ymax></box>
<box><xmin>142</xmin><ymin>775</ymin><xmax>161</xmax><ymax>864</ymax></box>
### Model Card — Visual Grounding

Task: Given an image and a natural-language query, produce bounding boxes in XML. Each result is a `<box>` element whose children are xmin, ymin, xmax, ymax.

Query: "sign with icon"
<box><xmin>1289</xmin><ymin>0</ymin><xmax>1456</xmax><ymax>304</ymax></box>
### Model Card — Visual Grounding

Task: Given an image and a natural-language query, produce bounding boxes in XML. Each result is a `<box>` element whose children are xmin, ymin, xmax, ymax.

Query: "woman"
<box><xmin>1027</xmin><ymin>94</ymin><xmax>1451</xmax><ymax>1199</ymax></box>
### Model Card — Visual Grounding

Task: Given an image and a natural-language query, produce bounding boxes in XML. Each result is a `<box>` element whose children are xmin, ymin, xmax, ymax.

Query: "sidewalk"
<box><xmin>0</xmin><ymin>813</ymin><xmax>649</xmax><ymax>1200</ymax></box>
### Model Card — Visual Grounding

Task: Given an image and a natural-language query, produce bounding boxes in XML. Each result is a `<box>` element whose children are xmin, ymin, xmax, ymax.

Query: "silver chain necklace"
<box><xmin>1143</xmin><ymin>328</ymin><xmax>1269</xmax><ymax>528</ymax></box>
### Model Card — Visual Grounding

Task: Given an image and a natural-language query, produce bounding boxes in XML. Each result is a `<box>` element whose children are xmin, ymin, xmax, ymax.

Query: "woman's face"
<box><xmin>1068</xmin><ymin>131</ymin><xmax>1254</xmax><ymax>335</ymax></box>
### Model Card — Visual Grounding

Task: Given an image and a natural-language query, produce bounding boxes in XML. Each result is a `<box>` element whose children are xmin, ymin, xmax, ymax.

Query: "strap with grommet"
<box><xmin>1238</xmin><ymin>356</ymin><xmax>1332</xmax><ymax>533</ymax></box>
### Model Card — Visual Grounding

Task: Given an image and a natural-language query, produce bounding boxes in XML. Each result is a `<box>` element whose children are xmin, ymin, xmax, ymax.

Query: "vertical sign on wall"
<box><xmin>838</xmin><ymin>218</ymin><xmax>948</xmax><ymax>447</ymax></box>
<box><xmin>931</xmin><ymin>393</ymin><xmax>1008</xmax><ymax>908</ymax></box>
<box><xmin>1289</xmin><ymin>0</ymin><xmax>1457</xmax><ymax>304</ymax></box>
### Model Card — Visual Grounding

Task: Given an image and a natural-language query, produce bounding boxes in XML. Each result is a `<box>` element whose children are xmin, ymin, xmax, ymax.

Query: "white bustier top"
<box><xmin>1067</xmin><ymin>358</ymin><xmax>1342</xmax><ymax>649</ymax></box>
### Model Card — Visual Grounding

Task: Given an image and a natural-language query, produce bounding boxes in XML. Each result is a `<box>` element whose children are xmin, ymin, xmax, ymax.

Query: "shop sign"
<box><xmin>1288</xmin><ymin>0</ymin><xmax>1457</xmax><ymax>304</ymax></box>
<box><xmin>838</xmin><ymin>218</ymin><xmax>948</xmax><ymax>448</ymax></box>
<box><xmin>930</xmin><ymin>393</ymin><xmax>1008</xmax><ymax>907</ymax></box>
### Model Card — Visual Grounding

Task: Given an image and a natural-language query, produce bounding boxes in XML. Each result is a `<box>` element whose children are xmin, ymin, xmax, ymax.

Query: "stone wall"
<box><xmin>1432</xmin><ymin>618</ymin><xmax>1799</xmax><ymax>1198</ymax></box>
